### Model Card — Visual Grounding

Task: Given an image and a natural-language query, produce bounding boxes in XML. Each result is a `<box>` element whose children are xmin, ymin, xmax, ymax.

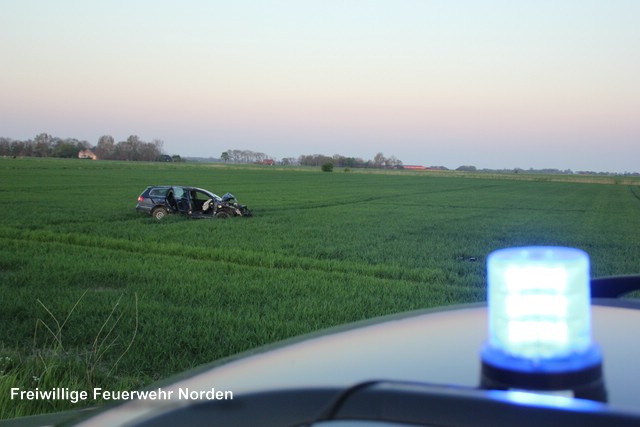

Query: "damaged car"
<box><xmin>136</xmin><ymin>186</ymin><xmax>252</xmax><ymax>220</ymax></box>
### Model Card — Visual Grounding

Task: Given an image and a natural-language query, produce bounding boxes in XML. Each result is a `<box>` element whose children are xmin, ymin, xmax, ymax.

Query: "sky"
<box><xmin>1</xmin><ymin>1</ymin><xmax>638</xmax><ymax>172</ymax></box>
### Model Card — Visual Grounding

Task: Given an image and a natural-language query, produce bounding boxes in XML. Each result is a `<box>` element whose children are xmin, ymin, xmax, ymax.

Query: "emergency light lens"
<box><xmin>481</xmin><ymin>247</ymin><xmax>606</xmax><ymax>401</ymax></box>
<box><xmin>484</xmin><ymin>246</ymin><xmax>596</xmax><ymax>370</ymax></box>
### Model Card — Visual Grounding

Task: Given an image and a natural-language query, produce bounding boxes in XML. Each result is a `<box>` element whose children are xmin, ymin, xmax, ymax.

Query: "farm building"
<box><xmin>78</xmin><ymin>149</ymin><xmax>97</xmax><ymax>160</ymax></box>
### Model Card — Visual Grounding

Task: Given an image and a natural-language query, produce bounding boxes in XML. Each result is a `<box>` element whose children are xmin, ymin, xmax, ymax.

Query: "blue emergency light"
<box><xmin>480</xmin><ymin>246</ymin><xmax>606</xmax><ymax>402</ymax></box>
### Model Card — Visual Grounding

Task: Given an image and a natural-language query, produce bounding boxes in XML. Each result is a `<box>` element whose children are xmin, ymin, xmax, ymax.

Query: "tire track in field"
<box><xmin>261</xmin><ymin>191</ymin><xmax>590</xmax><ymax>216</ymax></box>
<box><xmin>0</xmin><ymin>227</ymin><xmax>473</xmax><ymax>293</ymax></box>
<box><xmin>257</xmin><ymin>184</ymin><xmax>502</xmax><ymax>213</ymax></box>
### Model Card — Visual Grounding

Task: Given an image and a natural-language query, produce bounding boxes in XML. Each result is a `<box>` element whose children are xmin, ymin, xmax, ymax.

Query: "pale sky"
<box><xmin>1</xmin><ymin>1</ymin><xmax>638</xmax><ymax>172</ymax></box>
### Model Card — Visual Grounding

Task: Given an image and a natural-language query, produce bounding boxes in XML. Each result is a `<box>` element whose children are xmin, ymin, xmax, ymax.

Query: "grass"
<box><xmin>1</xmin><ymin>157</ymin><xmax>640</xmax><ymax>418</ymax></box>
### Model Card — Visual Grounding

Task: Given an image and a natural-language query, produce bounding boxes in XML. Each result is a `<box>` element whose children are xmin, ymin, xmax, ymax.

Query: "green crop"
<box><xmin>1</xmin><ymin>157</ymin><xmax>639</xmax><ymax>418</ymax></box>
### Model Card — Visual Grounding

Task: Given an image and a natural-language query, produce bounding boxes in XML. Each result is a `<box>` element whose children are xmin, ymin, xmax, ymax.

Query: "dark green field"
<box><xmin>1</xmin><ymin>157</ymin><xmax>640</xmax><ymax>418</ymax></box>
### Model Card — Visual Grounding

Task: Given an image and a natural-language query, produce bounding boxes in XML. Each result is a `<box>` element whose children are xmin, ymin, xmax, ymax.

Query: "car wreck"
<box><xmin>136</xmin><ymin>186</ymin><xmax>252</xmax><ymax>220</ymax></box>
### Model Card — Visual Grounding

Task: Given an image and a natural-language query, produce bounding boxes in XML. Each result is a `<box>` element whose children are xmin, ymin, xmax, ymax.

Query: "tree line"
<box><xmin>220</xmin><ymin>149</ymin><xmax>271</xmax><ymax>164</ymax></box>
<box><xmin>219</xmin><ymin>149</ymin><xmax>404</xmax><ymax>169</ymax></box>
<box><xmin>93</xmin><ymin>135</ymin><xmax>164</xmax><ymax>161</ymax></box>
<box><xmin>5</xmin><ymin>135</ymin><xmax>634</xmax><ymax>175</ymax></box>
<box><xmin>0</xmin><ymin>134</ymin><xmax>165</xmax><ymax>162</ymax></box>
<box><xmin>297</xmin><ymin>152</ymin><xmax>403</xmax><ymax>168</ymax></box>
<box><xmin>2</xmin><ymin>135</ymin><xmax>405</xmax><ymax>169</ymax></box>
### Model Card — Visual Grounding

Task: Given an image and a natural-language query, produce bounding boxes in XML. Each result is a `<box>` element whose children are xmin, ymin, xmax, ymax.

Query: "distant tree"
<box><xmin>224</xmin><ymin>149</ymin><xmax>270</xmax><ymax>164</ymax></box>
<box><xmin>456</xmin><ymin>165</ymin><xmax>477</xmax><ymax>172</ymax></box>
<box><xmin>297</xmin><ymin>152</ymin><xmax>399</xmax><ymax>169</ymax></box>
<box><xmin>373</xmin><ymin>152</ymin><xmax>386</xmax><ymax>168</ymax></box>
<box><xmin>52</xmin><ymin>139</ymin><xmax>80</xmax><ymax>158</ymax></box>
<box><xmin>10</xmin><ymin>140</ymin><xmax>28</xmax><ymax>156</ymax></box>
<box><xmin>221</xmin><ymin>151</ymin><xmax>230</xmax><ymax>162</ymax></box>
<box><xmin>321</xmin><ymin>162</ymin><xmax>334</xmax><ymax>172</ymax></box>
<box><xmin>152</xmin><ymin>139</ymin><xmax>164</xmax><ymax>154</ymax></box>
<box><xmin>0</xmin><ymin>137</ymin><xmax>10</xmax><ymax>156</ymax></box>
<box><xmin>95</xmin><ymin>135</ymin><xmax>115</xmax><ymax>159</ymax></box>
<box><xmin>341</xmin><ymin>156</ymin><xmax>366</xmax><ymax>168</ymax></box>
<box><xmin>138</xmin><ymin>139</ymin><xmax>163</xmax><ymax>161</ymax></box>
<box><xmin>299</xmin><ymin>154</ymin><xmax>332</xmax><ymax>167</ymax></box>
<box><xmin>33</xmin><ymin>133</ymin><xmax>52</xmax><ymax>157</ymax></box>
<box><xmin>125</xmin><ymin>135</ymin><xmax>142</xmax><ymax>161</ymax></box>
<box><xmin>386</xmin><ymin>155</ymin><xmax>402</xmax><ymax>168</ymax></box>
<box><xmin>113</xmin><ymin>135</ymin><xmax>148</xmax><ymax>161</ymax></box>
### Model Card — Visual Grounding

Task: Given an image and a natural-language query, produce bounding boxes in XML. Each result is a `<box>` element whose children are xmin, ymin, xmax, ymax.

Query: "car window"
<box><xmin>192</xmin><ymin>190</ymin><xmax>210</xmax><ymax>201</ymax></box>
<box><xmin>149</xmin><ymin>188</ymin><xmax>168</xmax><ymax>197</ymax></box>
<box><xmin>172</xmin><ymin>187</ymin><xmax>185</xmax><ymax>198</ymax></box>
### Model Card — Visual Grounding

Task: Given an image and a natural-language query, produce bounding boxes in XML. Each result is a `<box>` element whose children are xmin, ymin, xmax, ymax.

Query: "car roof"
<box><xmin>148</xmin><ymin>185</ymin><xmax>218</xmax><ymax>194</ymax></box>
<box><xmin>68</xmin><ymin>299</ymin><xmax>640</xmax><ymax>426</ymax></box>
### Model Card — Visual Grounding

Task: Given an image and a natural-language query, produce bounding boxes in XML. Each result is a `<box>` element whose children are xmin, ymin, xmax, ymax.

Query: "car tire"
<box><xmin>152</xmin><ymin>207</ymin><xmax>169</xmax><ymax>220</ymax></box>
<box><xmin>215</xmin><ymin>211</ymin><xmax>231</xmax><ymax>219</ymax></box>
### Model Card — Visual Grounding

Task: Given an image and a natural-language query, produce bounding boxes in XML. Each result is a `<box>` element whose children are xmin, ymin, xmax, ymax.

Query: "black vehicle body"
<box><xmin>136</xmin><ymin>186</ymin><xmax>251</xmax><ymax>220</ymax></box>
<box><xmin>215</xmin><ymin>192</ymin><xmax>253</xmax><ymax>219</ymax></box>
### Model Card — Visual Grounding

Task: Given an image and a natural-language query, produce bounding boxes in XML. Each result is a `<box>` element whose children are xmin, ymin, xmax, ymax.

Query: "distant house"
<box><xmin>78</xmin><ymin>149</ymin><xmax>97</xmax><ymax>160</ymax></box>
<box><xmin>260</xmin><ymin>159</ymin><xmax>275</xmax><ymax>166</ymax></box>
<box><xmin>403</xmin><ymin>165</ymin><xmax>427</xmax><ymax>170</ymax></box>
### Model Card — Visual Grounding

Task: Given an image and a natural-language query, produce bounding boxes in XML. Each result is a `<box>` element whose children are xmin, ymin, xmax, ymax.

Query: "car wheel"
<box><xmin>215</xmin><ymin>211</ymin><xmax>231</xmax><ymax>219</ymax></box>
<box><xmin>152</xmin><ymin>207</ymin><xmax>168</xmax><ymax>220</ymax></box>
